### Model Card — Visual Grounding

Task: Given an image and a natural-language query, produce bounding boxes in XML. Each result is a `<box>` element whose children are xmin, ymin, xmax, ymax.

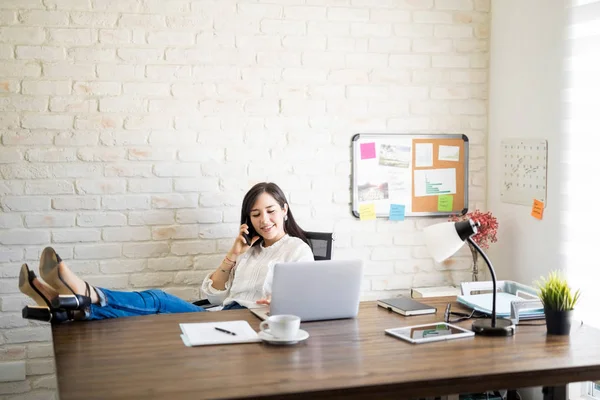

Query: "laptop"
<box><xmin>250</xmin><ymin>259</ymin><xmax>364</xmax><ymax>322</ymax></box>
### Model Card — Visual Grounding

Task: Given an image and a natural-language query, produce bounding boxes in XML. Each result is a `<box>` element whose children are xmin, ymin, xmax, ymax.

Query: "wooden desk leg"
<box><xmin>506</xmin><ymin>390</ymin><xmax>519</xmax><ymax>400</ymax></box>
<box><xmin>542</xmin><ymin>386</ymin><xmax>567</xmax><ymax>400</ymax></box>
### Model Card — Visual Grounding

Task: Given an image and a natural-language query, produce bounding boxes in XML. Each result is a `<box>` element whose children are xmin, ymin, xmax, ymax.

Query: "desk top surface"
<box><xmin>51</xmin><ymin>299</ymin><xmax>600</xmax><ymax>400</ymax></box>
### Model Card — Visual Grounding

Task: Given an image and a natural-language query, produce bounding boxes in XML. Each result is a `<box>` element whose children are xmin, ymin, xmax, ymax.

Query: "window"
<box><xmin>589</xmin><ymin>382</ymin><xmax>600</xmax><ymax>397</ymax></box>
<box><xmin>564</xmin><ymin>1</ymin><xmax>600</xmax><ymax>398</ymax></box>
<box><xmin>564</xmin><ymin>0</ymin><xmax>600</xmax><ymax>329</ymax></box>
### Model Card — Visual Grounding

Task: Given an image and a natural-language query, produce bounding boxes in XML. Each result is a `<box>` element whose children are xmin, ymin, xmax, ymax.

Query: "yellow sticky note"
<box><xmin>437</xmin><ymin>195</ymin><xmax>453</xmax><ymax>212</ymax></box>
<box><xmin>531</xmin><ymin>199</ymin><xmax>544</xmax><ymax>220</ymax></box>
<box><xmin>359</xmin><ymin>203</ymin><xmax>376</xmax><ymax>221</ymax></box>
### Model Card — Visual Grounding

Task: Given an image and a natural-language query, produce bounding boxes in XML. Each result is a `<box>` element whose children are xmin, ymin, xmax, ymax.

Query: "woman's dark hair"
<box><xmin>240</xmin><ymin>182</ymin><xmax>308</xmax><ymax>246</ymax></box>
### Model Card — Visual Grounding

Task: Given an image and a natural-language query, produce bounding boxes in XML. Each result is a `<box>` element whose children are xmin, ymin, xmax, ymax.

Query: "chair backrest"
<box><xmin>304</xmin><ymin>231</ymin><xmax>334</xmax><ymax>261</ymax></box>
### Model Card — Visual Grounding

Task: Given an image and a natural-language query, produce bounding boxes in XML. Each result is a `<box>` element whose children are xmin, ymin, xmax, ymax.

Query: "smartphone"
<box><xmin>242</xmin><ymin>218</ymin><xmax>257</xmax><ymax>246</ymax></box>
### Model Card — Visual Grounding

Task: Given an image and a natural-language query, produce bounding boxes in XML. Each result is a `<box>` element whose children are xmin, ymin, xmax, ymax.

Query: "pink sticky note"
<box><xmin>360</xmin><ymin>142</ymin><xmax>376</xmax><ymax>160</ymax></box>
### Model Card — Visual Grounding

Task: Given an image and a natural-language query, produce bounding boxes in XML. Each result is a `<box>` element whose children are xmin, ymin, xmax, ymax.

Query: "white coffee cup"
<box><xmin>259</xmin><ymin>314</ymin><xmax>301</xmax><ymax>340</ymax></box>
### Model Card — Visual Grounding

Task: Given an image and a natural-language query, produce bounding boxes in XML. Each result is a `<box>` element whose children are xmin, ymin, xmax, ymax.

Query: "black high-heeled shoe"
<box><xmin>50</xmin><ymin>282</ymin><xmax>93</xmax><ymax>310</ymax></box>
<box><xmin>22</xmin><ymin>306</ymin><xmax>75</xmax><ymax>323</ymax></box>
<box><xmin>39</xmin><ymin>247</ymin><xmax>92</xmax><ymax>310</ymax></box>
<box><xmin>19</xmin><ymin>264</ymin><xmax>51</xmax><ymax>308</ymax></box>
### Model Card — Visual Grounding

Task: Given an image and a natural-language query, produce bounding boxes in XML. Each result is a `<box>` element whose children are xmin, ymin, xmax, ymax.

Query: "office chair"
<box><xmin>303</xmin><ymin>231</ymin><xmax>334</xmax><ymax>261</ymax></box>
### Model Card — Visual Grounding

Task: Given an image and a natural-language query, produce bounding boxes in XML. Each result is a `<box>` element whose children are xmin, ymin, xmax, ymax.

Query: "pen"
<box><xmin>214</xmin><ymin>327</ymin><xmax>236</xmax><ymax>336</ymax></box>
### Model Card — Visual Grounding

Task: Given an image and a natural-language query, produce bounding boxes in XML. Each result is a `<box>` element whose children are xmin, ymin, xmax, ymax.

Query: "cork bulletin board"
<box><xmin>351</xmin><ymin>134</ymin><xmax>469</xmax><ymax>218</ymax></box>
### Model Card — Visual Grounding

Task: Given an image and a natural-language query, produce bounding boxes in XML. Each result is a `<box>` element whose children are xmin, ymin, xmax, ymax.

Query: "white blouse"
<box><xmin>201</xmin><ymin>234</ymin><xmax>314</xmax><ymax>309</ymax></box>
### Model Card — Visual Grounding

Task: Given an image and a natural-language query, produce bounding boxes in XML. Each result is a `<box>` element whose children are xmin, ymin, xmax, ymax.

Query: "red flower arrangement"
<box><xmin>449</xmin><ymin>210</ymin><xmax>498</xmax><ymax>249</ymax></box>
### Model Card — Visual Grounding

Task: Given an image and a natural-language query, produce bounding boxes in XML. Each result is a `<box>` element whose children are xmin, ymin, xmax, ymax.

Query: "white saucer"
<box><xmin>258</xmin><ymin>329</ymin><xmax>309</xmax><ymax>345</ymax></box>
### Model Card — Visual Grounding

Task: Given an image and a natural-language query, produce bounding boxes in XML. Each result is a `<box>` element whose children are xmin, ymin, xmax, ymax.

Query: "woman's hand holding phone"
<box><xmin>231</xmin><ymin>223</ymin><xmax>258</xmax><ymax>256</ymax></box>
<box><xmin>212</xmin><ymin>222</ymin><xmax>259</xmax><ymax>286</ymax></box>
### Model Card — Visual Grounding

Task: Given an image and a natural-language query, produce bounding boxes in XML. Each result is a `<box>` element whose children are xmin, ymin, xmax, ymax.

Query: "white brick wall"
<box><xmin>0</xmin><ymin>0</ymin><xmax>490</xmax><ymax>397</ymax></box>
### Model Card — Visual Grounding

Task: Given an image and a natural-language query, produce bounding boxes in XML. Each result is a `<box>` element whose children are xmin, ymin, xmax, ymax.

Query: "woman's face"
<box><xmin>249</xmin><ymin>192</ymin><xmax>288</xmax><ymax>247</ymax></box>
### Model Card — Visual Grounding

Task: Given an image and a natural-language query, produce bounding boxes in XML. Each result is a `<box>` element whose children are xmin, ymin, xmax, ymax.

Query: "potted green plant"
<box><xmin>535</xmin><ymin>271</ymin><xmax>581</xmax><ymax>335</ymax></box>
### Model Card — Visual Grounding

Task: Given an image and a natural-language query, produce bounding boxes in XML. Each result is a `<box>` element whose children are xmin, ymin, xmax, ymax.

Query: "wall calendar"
<box><xmin>501</xmin><ymin>139</ymin><xmax>548</xmax><ymax>207</ymax></box>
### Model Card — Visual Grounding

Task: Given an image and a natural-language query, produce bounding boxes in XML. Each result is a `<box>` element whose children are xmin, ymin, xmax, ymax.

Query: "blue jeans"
<box><xmin>86</xmin><ymin>288</ymin><xmax>245</xmax><ymax>320</ymax></box>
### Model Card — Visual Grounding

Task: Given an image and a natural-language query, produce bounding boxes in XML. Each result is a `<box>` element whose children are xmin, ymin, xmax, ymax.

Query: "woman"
<box><xmin>19</xmin><ymin>182</ymin><xmax>314</xmax><ymax>322</ymax></box>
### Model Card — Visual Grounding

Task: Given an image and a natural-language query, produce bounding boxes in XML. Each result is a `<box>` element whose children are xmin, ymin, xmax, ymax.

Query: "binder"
<box><xmin>458</xmin><ymin>281</ymin><xmax>544</xmax><ymax>320</ymax></box>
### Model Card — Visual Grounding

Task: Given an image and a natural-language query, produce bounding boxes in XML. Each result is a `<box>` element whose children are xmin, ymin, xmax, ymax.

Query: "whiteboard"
<box><xmin>351</xmin><ymin>133</ymin><xmax>469</xmax><ymax>218</ymax></box>
<box><xmin>501</xmin><ymin>139</ymin><xmax>548</xmax><ymax>206</ymax></box>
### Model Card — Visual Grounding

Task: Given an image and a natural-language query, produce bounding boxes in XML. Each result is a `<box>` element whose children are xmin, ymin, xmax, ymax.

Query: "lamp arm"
<box><xmin>466</xmin><ymin>237</ymin><xmax>497</xmax><ymax>328</ymax></box>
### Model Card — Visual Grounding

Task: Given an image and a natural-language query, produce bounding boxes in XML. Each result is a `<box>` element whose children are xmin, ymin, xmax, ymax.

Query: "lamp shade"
<box><xmin>423</xmin><ymin>220</ymin><xmax>478</xmax><ymax>263</ymax></box>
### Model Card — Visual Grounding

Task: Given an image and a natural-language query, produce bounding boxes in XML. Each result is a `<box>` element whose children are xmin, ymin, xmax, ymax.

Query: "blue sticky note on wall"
<box><xmin>389</xmin><ymin>204</ymin><xmax>405</xmax><ymax>221</ymax></box>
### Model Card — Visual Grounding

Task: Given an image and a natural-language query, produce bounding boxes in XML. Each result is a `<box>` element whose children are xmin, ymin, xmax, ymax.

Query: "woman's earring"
<box><xmin>284</xmin><ymin>215</ymin><xmax>288</xmax><ymax>221</ymax></box>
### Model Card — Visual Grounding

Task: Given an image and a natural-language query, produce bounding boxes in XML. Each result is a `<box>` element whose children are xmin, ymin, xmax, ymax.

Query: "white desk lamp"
<box><xmin>423</xmin><ymin>219</ymin><xmax>515</xmax><ymax>336</ymax></box>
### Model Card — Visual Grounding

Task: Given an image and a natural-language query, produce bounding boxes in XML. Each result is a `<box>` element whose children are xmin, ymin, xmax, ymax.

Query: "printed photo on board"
<box><xmin>358</xmin><ymin>182</ymin><xmax>389</xmax><ymax>202</ymax></box>
<box><xmin>379</xmin><ymin>144</ymin><xmax>411</xmax><ymax>168</ymax></box>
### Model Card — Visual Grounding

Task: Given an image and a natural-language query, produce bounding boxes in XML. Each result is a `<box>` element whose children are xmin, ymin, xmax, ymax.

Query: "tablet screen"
<box><xmin>385</xmin><ymin>322</ymin><xmax>474</xmax><ymax>344</ymax></box>
<box><xmin>407</xmin><ymin>323</ymin><xmax>463</xmax><ymax>339</ymax></box>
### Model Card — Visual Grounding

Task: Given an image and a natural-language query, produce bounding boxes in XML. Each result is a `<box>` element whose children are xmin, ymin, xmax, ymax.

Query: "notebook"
<box><xmin>251</xmin><ymin>259</ymin><xmax>363</xmax><ymax>322</ymax></box>
<box><xmin>377</xmin><ymin>297</ymin><xmax>437</xmax><ymax>316</ymax></box>
<box><xmin>179</xmin><ymin>320</ymin><xmax>261</xmax><ymax>347</ymax></box>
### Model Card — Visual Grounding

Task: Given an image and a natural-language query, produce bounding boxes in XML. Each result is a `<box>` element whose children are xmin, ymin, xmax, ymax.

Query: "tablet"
<box><xmin>385</xmin><ymin>322</ymin><xmax>475</xmax><ymax>344</ymax></box>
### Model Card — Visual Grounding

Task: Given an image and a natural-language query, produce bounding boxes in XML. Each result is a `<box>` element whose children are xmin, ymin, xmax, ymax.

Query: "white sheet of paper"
<box><xmin>414</xmin><ymin>168</ymin><xmax>456</xmax><ymax>197</ymax></box>
<box><xmin>180</xmin><ymin>320</ymin><xmax>261</xmax><ymax>346</ymax></box>
<box><xmin>415</xmin><ymin>143</ymin><xmax>433</xmax><ymax>167</ymax></box>
<box><xmin>438</xmin><ymin>145</ymin><xmax>460</xmax><ymax>162</ymax></box>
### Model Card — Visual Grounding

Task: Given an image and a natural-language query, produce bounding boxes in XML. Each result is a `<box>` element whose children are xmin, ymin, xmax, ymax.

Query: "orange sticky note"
<box><xmin>531</xmin><ymin>199</ymin><xmax>544</xmax><ymax>220</ymax></box>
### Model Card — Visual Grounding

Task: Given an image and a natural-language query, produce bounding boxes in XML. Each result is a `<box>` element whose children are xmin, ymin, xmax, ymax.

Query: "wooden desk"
<box><xmin>51</xmin><ymin>299</ymin><xmax>600</xmax><ymax>400</ymax></box>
